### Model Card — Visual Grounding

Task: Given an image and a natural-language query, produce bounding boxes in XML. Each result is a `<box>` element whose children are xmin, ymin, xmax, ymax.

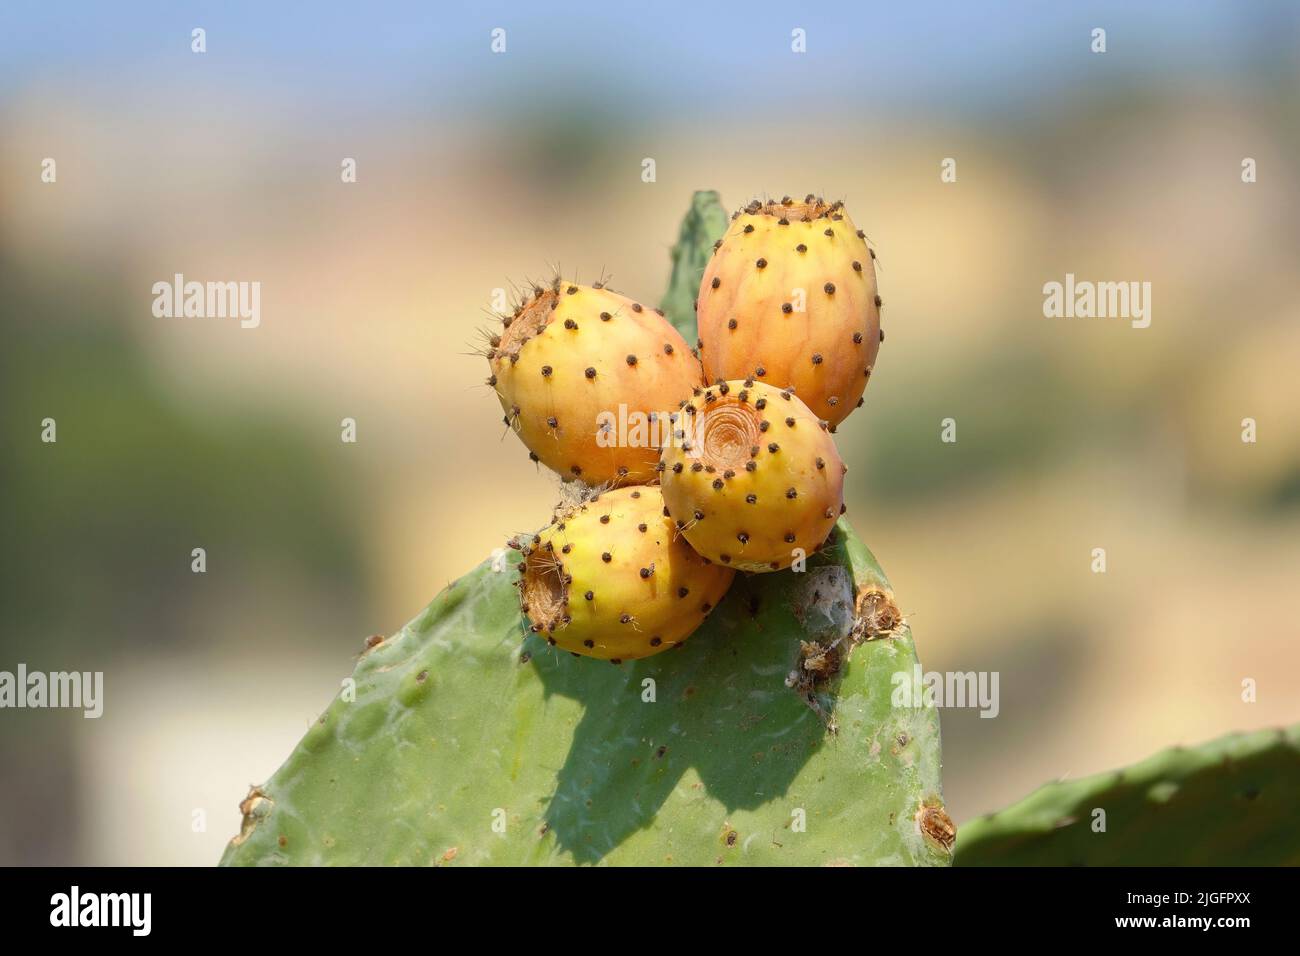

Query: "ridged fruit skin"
<box><xmin>658</xmin><ymin>379</ymin><xmax>845</xmax><ymax>573</ymax></box>
<box><xmin>518</xmin><ymin>485</ymin><xmax>735</xmax><ymax>661</ymax></box>
<box><xmin>697</xmin><ymin>197</ymin><xmax>881</xmax><ymax>428</ymax></box>
<box><xmin>489</xmin><ymin>281</ymin><xmax>703</xmax><ymax>485</ymax></box>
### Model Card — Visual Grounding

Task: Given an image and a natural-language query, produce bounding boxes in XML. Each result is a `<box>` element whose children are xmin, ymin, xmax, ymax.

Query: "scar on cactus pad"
<box><xmin>487</xmin><ymin>277</ymin><xmax>703</xmax><ymax>486</ymax></box>
<box><xmin>697</xmin><ymin>195</ymin><xmax>882</xmax><ymax>429</ymax></box>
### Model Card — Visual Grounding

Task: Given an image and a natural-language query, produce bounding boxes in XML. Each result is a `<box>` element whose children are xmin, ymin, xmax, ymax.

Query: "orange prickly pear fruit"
<box><xmin>696</xmin><ymin>196</ymin><xmax>881</xmax><ymax>429</ymax></box>
<box><xmin>487</xmin><ymin>278</ymin><xmax>704</xmax><ymax>485</ymax></box>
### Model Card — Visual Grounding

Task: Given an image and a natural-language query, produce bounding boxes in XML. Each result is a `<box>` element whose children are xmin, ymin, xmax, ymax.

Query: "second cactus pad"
<box><xmin>956</xmin><ymin>724</ymin><xmax>1300</xmax><ymax>866</ymax></box>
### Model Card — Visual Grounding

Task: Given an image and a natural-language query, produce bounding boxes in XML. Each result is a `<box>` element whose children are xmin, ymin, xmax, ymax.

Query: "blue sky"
<box><xmin>1</xmin><ymin>1</ymin><xmax>1294</xmax><ymax>120</ymax></box>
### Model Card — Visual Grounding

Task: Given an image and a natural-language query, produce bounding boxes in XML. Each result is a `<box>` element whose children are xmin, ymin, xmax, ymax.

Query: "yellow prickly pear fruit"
<box><xmin>696</xmin><ymin>196</ymin><xmax>882</xmax><ymax>429</ymax></box>
<box><xmin>658</xmin><ymin>379</ymin><xmax>845</xmax><ymax>573</ymax></box>
<box><xmin>516</xmin><ymin>485</ymin><xmax>736</xmax><ymax>661</ymax></box>
<box><xmin>488</xmin><ymin>279</ymin><xmax>703</xmax><ymax>486</ymax></box>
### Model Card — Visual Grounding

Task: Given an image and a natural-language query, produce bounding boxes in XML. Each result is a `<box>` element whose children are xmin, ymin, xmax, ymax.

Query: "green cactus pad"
<box><xmin>955</xmin><ymin>724</ymin><xmax>1300</xmax><ymax>866</ymax></box>
<box><xmin>220</xmin><ymin>519</ymin><xmax>949</xmax><ymax>866</ymax></box>
<box><xmin>659</xmin><ymin>190</ymin><xmax>729</xmax><ymax>340</ymax></box>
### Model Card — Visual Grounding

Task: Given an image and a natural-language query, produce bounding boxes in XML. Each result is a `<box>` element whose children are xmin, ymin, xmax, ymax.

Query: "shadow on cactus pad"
<box><xmin>220</xmin><ymin>520</ymin><xmax>950</xmax><ymax>866</ymax></box>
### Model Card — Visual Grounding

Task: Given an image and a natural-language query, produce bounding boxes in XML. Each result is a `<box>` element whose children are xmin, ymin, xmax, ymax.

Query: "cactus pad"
<box><xmin>659</xmin><ymin>190</ymin><xmax>730</xmax><ymax>339</ymax></box>
<box><xmin>955</xmin><ymin>724</ymin><xmax>1300</xmax><ymax>866</ymax></box>
<box><xmin>220</xmin><ymin>519</ymin><xmax>949</xmax><ymax>866</ymax></box>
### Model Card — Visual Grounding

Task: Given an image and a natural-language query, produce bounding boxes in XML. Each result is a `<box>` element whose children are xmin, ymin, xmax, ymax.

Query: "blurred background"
<box><xmin>1</xmin><ymin>1</ymin><xmax>1297</xmax><ymax>864</ymax></box>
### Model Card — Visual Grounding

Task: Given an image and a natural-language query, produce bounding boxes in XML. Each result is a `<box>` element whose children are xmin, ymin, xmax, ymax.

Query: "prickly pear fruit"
<box><xmin>517</xmin><ymin>485</ymin><xmax>735</xmax><ymax>660</ymax></box>
<box><xmin>658</xmin><ymin>379</ymin><xmax>845</xmax><ymax>573</ymax></box>
<box><xmin>488</xmin><ymin>279</ymin><xmax>704</xmax><ymax>485</ymax></box>
<box><xmin>697</xmin><ymin>196</ymin><xmax>881</xmax><ymax>429</ymax></box>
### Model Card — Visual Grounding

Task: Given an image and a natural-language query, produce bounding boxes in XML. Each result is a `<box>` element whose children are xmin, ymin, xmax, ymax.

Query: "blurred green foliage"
<box><xmin>0</xmin><ymin>260</ymin><xmax>367</xmax><ymax>662</ymax></box>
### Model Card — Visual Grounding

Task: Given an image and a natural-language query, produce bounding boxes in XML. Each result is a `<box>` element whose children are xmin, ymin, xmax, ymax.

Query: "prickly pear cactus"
<box><xmin>956</xmin><ymin>724</ymin><xmax>1300</xmax><ymax>866</ymax></box>
<box><xmin>221</xmin><ymin>519</ymin><xmax>949</xmax><ymax>866</ymax></box>
<box><xmin>221</xmin><ymin>191</ymin><xmax>947</xmax><ymax>866</ymax></box>
<box><xmin>660</xmin><ymin>190</ymin><xmax>730</xmax><ymax>339</ymax></box>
